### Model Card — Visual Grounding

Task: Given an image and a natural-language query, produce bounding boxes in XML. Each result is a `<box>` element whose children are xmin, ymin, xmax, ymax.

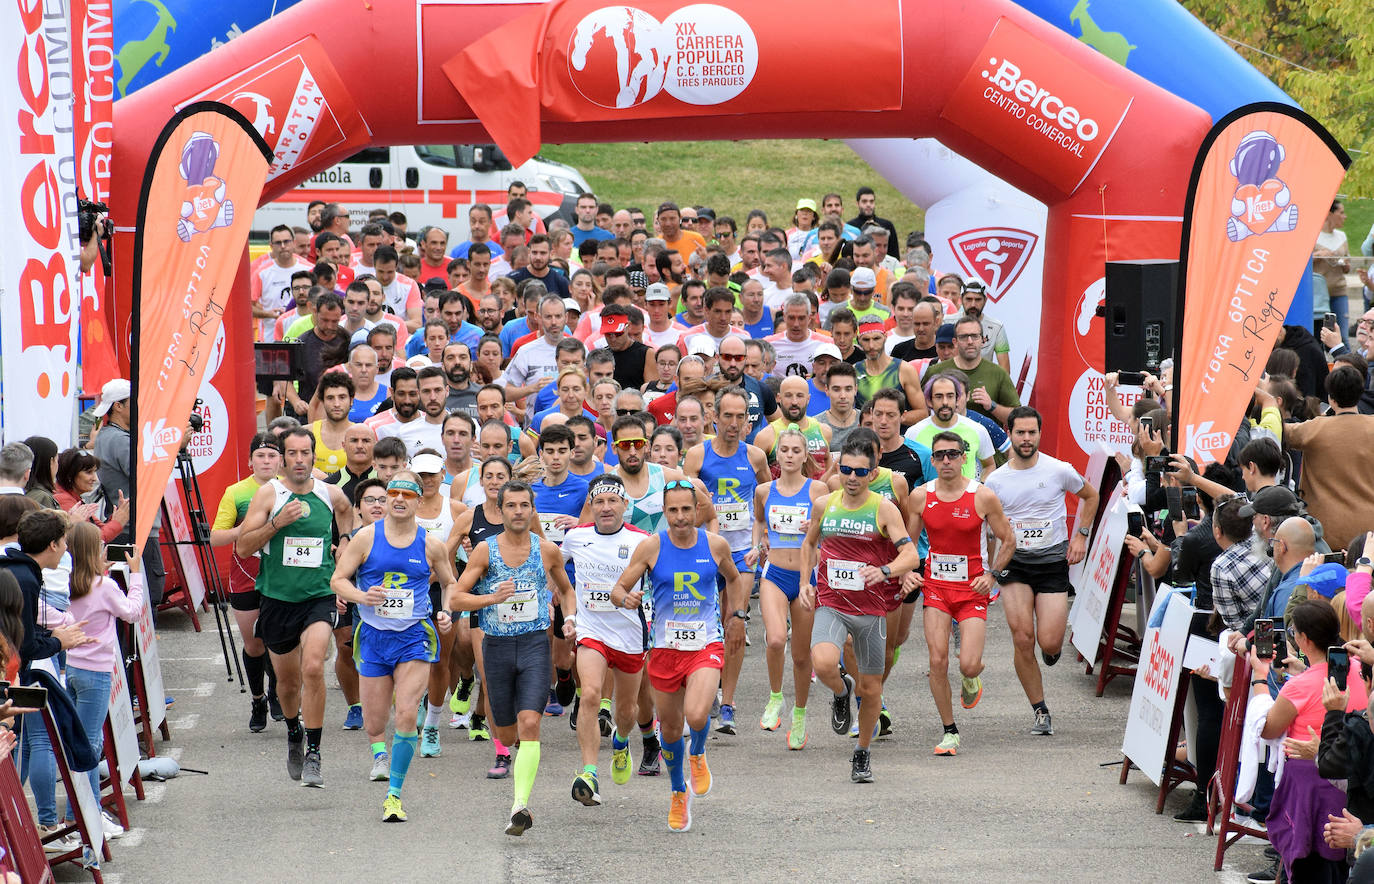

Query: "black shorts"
<box><xmin>229</xmin><ymin>588</ymin><xmax>262</xmax><ymax>612</ymax></box>
<box><xmin>1003</xmin><ymin>558</ymin><xmax>1071</xmax><ymax>594</ymax></box>
<box><xmin>256</xmin><ymin>595</ymin><xmax>339</xmax><ymax>655</ymax></box>
<box><xmin>481</xmin><ymin>632</ymin><xmax>551</xmax><ymax>729</ymax></box>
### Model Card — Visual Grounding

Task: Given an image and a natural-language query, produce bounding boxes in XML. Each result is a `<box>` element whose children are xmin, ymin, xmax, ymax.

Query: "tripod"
<box><xmin>171</xmin><ymin>450</ymin><xmax>245</xmax><ymax>689</ymax></box>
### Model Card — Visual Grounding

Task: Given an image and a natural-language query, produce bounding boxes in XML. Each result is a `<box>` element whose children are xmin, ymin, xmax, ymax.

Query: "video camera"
<box><xmin>78</xmin><ymin>198</ymin><xmax>114</xmax><ymax>276</ymax></box>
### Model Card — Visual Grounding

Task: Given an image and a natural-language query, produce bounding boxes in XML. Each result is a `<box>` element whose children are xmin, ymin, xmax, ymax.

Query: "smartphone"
<box><xmin>105</xmin><ymin>543</ymin><xmax>135</xmax><ymax>561</ymax></box>
<box><xmin>1126</xmin><ymin>509</ymin><xmax>1145</xmax><ymax>538</ymax></box>
<box><xmin>0</xmin><ymin>683</ymin><xmax>48</xmax><ymax>709</ymax></box>
<box><xmin>1324</xmin><ymin>551</ymin><xmax>1348</xmax><ymax>566</ymax></box>
<box><xmin>1325</xmin><ymin>312</ymin><xmax>1338</xmax><ymax>332</ymax></box>
<box><xmin>1182</xmin><ymin>487</ymin><xmax>1200</xmax><ymax>519</ymax></box>
<box><xmin>1139</xmin><ymin>416</ymin><xmax>1154</xmax><ymax>434</ymax></box>
<box><xmin>1254</xmin><ymin>619</ymin><xmax>1275</xmax><ymax>660</ymax></box>
<box><xmin>1329</xmin><ymin>647</ymin><xmax>1351</xmax><ymax>689</ymax></box>
<box><xmin>1165</xmin><ymin>486</ymin><xmax>1183</xmax><ymax>523</ymax></box>
<box><xmin>1145</xmin><ymin>455</ymin><xmax>1169</xmax><ymax>474</ymax></box>
<box><xmin>1275</xmin><ymin>633</ymin><xmax>1290</xmax><ymax>667</ymax></box>
<box><xmin>1117</xmin><ymin>371</ymin><xmax>1147</xmax><ymax>386</ymax></box>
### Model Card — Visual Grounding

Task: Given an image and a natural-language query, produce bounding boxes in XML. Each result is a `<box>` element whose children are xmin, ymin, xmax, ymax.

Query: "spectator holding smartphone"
<box><xmin>63</xmin><ymin>521</ymin><xmax>143</xmax><ymax>838</ymax></box>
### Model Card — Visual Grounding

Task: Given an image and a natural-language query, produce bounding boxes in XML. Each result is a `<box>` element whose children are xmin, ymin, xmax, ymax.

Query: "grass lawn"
<box><xmin>541</xmin><ymin>139</ymin><xmax>927</xmax><ymax>242</ymax></box>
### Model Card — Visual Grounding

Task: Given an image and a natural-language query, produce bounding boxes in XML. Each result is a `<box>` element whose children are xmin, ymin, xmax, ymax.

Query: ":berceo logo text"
<box><xmin>983</xmin><ymin>58</ymin><xmax>1100</xmax><ymax>142</ymax></box>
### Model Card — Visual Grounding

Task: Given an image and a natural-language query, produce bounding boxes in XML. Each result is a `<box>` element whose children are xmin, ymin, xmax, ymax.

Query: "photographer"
<box><xmin>91</xmin><ymin>377</ymin><xmax>167</xmax><ymax>611</ymax></box>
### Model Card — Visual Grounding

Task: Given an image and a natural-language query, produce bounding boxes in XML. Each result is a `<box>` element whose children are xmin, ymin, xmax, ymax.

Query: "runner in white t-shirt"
<box><xmin>982</xmin><ymin>406</ymin><xmax>1098</xmax><ymax>738</ymax></box>
<box><xmin>561</xmin><ymin>475</ymin><xmax>652</xmax><ymax>806</ymax></box>
<box><xmin>252</xmin><ymin>226</ymin><xmax>312</xmax><ymax>341</ymax></box>
<box><xmin>764</xmin><ymin>294</ymin><xmax>830</xmax><ymax>379</ymax></box>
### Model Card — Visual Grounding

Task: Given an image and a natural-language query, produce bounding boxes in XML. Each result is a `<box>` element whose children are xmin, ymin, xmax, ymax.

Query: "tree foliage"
<box><xmin>1183</xmin><ymin>0</ymin><xmax>1373</xmax><ymax>195</ymax></box>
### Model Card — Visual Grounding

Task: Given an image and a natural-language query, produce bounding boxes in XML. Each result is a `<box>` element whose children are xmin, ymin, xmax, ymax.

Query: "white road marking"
<box><xmin>144</xmin><ymin>782</ymin><xmax>167</xmax><ymax>804</ymax></box>
<box><xmin>169</xmin><ymin>713</ymin><xmax>201</xmax><ymax>730</ymax></box>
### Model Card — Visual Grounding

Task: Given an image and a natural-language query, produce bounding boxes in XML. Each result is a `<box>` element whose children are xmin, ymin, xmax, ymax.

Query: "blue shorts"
<box><xmin>716</xmin><ymin>549</ymin><xmax>751</xmax><ymax>592</ymax></box>
<box><xmin>354</xmin><ymin>620</ymin><xmax>439</xmax><ymax>678</ymax></box>
<box><xmin>760</xmin><ymin>563</ymin><xmax>801</xmax><ymax>602</ymax></box>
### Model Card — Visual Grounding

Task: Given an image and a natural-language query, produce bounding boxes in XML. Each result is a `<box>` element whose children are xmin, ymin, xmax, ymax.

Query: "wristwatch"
<box><xmin>731</xmin><ymin>610</ymin><xmax>750</xmax><ymax>622</ymax></box>
<box><xmin>880</xmin><ymin>565</ymin><xmax>892</xmax><ymax>578</ymax></box>
<box><xmin>992</xmin><ymin>568</ymin><xmax>1013</xmax><ymax>584</ymax></box>
<box><xmin>1077</xmin><ymin>526</ymin><xmax>1091</xmax><ymax>537</ymax></box>
<box><xmin>1358</xmin><ymin>557</ymin><xmax>1372</xmax><ymax>570</ymax></box>
<box><xmin>438</xmin><ymin>609</ymin><xmax>453</xmax><ymax>621</ymax></box>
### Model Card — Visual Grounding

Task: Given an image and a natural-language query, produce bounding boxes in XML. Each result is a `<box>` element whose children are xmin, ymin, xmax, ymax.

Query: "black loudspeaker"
<box><xmin>1103</xmin><ymin>260</ymin><xmax>1178</xmax><ymax>374</ymax></box>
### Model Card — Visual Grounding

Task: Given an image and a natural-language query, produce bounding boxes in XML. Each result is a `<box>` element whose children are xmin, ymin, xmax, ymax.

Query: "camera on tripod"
<box><xmin>188</xmin><ymin>397</ymin><xmax>205</xmax><ymax>434</ymax></box>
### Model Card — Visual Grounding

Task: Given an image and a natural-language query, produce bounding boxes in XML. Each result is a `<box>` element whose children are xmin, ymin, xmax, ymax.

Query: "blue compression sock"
<box><xmin>662</xmin><ymin>737</ymin><xmax>687</xmax><ymax>793</ymax></box>
<box><xmin>612</xmin><ymin>731</ymin><xmax>629</xmax><ymax>751</ymax></box>
<box><xmin>389</xmin><ymin>731</ymin><xmax>418</xmax><ymax>798</ymax></box>
<box><xmin>689</xmin><ymin>723</ymin><xmax>709</xmax><ymax>756</ymax></box>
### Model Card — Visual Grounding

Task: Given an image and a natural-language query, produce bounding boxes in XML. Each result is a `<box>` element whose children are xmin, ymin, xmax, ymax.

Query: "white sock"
<box><xmin>424</xmin><ymin>706</ymin><xmax>443</xmax><ymax>729</ymax></box>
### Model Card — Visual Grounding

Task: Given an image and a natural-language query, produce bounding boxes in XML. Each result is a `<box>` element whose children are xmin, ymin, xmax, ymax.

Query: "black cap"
<box><xmin>1237</xmin><ymin>485</ymin><xmax>1301</xmax><ymax>519</ymax></box>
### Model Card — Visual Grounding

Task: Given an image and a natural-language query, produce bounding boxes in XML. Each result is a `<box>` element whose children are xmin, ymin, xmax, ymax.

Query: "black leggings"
<box><xmin>1191</xmin><ymin>671</ymin><xmax>1225</xmax><ymax>798</ymax></box>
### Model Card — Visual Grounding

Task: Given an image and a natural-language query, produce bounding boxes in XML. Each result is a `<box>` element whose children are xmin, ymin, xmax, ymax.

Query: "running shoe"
<box><xmin>688</xmin><ymin>754</ymin><xmax>712</xmax><ymax>797</ymax></box>
<box><xmin>487</xmin><ymin>754</ymin><xmax>511</xmax><ymax>779</ymax></box>
<box><xmin>505</xmin><ymin>805</ymin><xmax>533</xmax><ymax>836</ymax></box>
<box><xmin>1032</xmin><ymin>709</ymin><xmax>1054</xmax><ymax>736</ymax></box>
<box><xmin>370</xmin><ymin>752</ymin><xmax>390</xmax><ymax>782</ymax></box>
<box><xmin>555</xmin><ymin>672</ymin><xmax>577</xmax><ymax>707</ymax></box>
<box><xmin>469</xmin><ymin>719</ymin><xmax>490</xmax><ymax>741</ymax></box>
<box><xmin>831</xmin><ymin>673</ymin><xmax>855</xmax><ymax>736</ymax></box>
<box><xmin>878</xmin><ymin>702</ymin><xmax>893</xmax><ymax>737</ymax></box>
<box><xmin>611</xmin><ymin>746</ymin><xmax>632</xmax><ymax>785</ymax></box>
<box><xmin>760</xmin><ymin>694</ymin><xmax>784</xmax><ymax>731</ymax></box>
<box><xmin>420</xmin><ymin>726</ymin><xmax>441</xmax><ymax>757</ymax></box>
<box><xmin>934</xmin><ymin>732</ymin><xmax>961</xmax><ymax>756</ymax></box>
<box><xmin>287</xmin><ymin>734</ymin><xmax>305</xmax><ymax>781</ymax></box>
<box><xmin>572</xmin><ymin>772</ymin><xmax>601</xmax><ymax>807</ymax></box>
<box><xmin>449</xmin><ymin>711</ymin><xmax>472</xmax><ymax>730</ymax></box>
<box><xmin>960</xmin><ymin>675</ymin><xmax>983</xmax><ymax>709</ymax></box>
<box><xmin>101</xmin><ymin>811</ymin><xmax>125</xmax><ymax>839</ymax></box>
<box><xmin>451</xmin><ymin>677</ymin><xmax>474</xmax><ymax>715</ymax></box>
<box><xmin>787</xmin><ymin>708</ymin><xmax>808</xmax><ymax>750</ymax></box>
<box><xmin>598</xmin><ymin>705</ymin><xmax>613</xmax><ymax>737</ymax></box>
<box><xmin>668</xmin><ymin>789</ymin><xmax>693</xmax><ymax>832</ymax></box>
<box><xmin>343</xmin><ymin>704</ymin><xmax>363</xmax><ymax>731</ymax></box>
<box><xmin>851</xmin><ymin>747</ymin><xmax>874</xmax><ymax>784</ymax></box>
<box><xmin>1042</xmin><ymin>649</ymin><xmax>1062</xmax><ymax>667</ymax></box>
<box><xmin>544</xmin><ymin>688</ymin><xmax>564</xmax><ymax>717</ymax></box>
<box><xmin>1245</xmin><ymin>860</ymin><xmax>1278</xmax><ymax>884</ymax></box>
<box><xmin>716</xmin><ymin>704</ymin><xmax>737</xmax><ymax>735</ymax></box>
<box><xmin>267</xmin><ymin>692</ymin><xmax>285</xmax><ymax>722</ymax></box>
<box><xmin>301</xmin><ymin>750</ymin><xmax>324</xmax><ymax>787</ymax></box>
<box><xmin>638</xmin><ymin>737</ymin><xmax>662</xmax><ymax>776</ymax></box>
<box><xmin>39</xmin><ymin>825</ymin><xmax>77</xmax><ymax>855</ymax></box>
<box><xmin>710</xmin><ymin>691</ymin><xmax>721</xmax><ymax>721</ymax></box>
<box><xmin>569</xmin><ymin>694</ymin><xmax>580</xmax><ymax>731</ymax></box>
<box><xmin>249</xmin><ymin>696</ymin><xmax>268</xmax><ymax>733</ymax></box>
<box><xmin>382</xmin><ymin>794</ymin><xmax>407</xmax><ymax>822</ymax></box>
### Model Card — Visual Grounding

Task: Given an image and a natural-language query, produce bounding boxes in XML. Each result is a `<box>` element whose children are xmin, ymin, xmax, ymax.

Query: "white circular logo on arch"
<box><xmin>568</xmin><ymin>4</ymin><xmax>758</xmax><ymax>109</ymax></box>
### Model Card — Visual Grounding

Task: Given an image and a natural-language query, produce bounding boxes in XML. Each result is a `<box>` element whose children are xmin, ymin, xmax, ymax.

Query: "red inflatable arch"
<box><xmin>112</xmin><ymin>0</ymin><xmax>1211</xmax><ymax>468</ymax></box>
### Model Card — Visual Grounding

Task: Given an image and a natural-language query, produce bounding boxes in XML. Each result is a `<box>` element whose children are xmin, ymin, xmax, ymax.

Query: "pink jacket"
<box><xmin>66</xmin><ymin>573</ymin><xmax>144</xmax><ymax>672</ymax></box>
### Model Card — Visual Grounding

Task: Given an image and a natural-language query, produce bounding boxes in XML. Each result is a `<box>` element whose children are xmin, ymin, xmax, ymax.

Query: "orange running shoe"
<box><xmin>668</xmin><ymin>789</ymin><xmax>693</xmax><ymax>832</ymax></box>
<box><xmin>688</xmin><ymin>754</ymin><xmax>712</xmax><ymax>797</ymax></box>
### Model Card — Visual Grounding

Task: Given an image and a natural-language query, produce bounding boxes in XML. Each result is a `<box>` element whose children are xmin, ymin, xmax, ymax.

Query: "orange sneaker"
<box><xmin>688</xmin><ymin>754</ymin><xmax>712</xmax><ymax>797</ymax></box>
<box><xmin>668</xmin><ymin>789</ymin><xmax>692</xmax><ymax>832</ymax></box>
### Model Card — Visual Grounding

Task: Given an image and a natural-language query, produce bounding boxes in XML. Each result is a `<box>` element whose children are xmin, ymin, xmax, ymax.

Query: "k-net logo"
<box><xmin>568</xmin><ymin>4</ymin><xmax>758</xmax><ymax>109</ymax></box>
<box><xmin>142</xmin><ymin>419</ymin><xmax>183</xmax><ymax>463</ymax></box>
<box><xmin>1225</xmin><ymin>130</ymin><xmax>1299</xmax><ymax>243</ymax></box>
<box><xmin>1182</xmin><ymin>421</ymin><xmax>1231</xmax><ymax>466</ymax></box>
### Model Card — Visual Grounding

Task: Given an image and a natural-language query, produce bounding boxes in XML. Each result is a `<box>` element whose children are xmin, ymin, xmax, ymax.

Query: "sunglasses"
<box><xmin>718</xmin><ymin>353</ymin><xmax>745</xmax><ymax>362</ymax></box>
<box><xmin>614</xmin><ymin>437</ymin><xmax>648</xmax><ymax>451</ymax></box>
<box><xmin>931</xmin><ymin>449</ymin><xmax>964</xmax><ymax>460</ymax></box>
<box><xmin>386</xmin><ymin>488</ymin><xmax>419</xmax><ymax>500</ymax></box>
<box><xmin>665</xmin><ymin>480</ymin><xmax>694</xmax><ymax>491</ymax></box>
<box><xmin>852</xmin><ymin>288</ymin><xmax>875</xmax><ymax>296</ymax></box>
<box><xmin>838</xmin><ymin>465</ymin><xmax>872</xmax><ymax>477</ymax></box>
<box><xmin>615</xmin><ymin>408</ymin><xmax>640</xmax><ymax>416</ymax></box>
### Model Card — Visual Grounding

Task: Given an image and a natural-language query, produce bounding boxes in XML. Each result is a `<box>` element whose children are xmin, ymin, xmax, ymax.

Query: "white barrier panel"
<box><xmin>1069</xmin><ymin>485</ymin><xmax>1128</xmax><ymax>665</ymax></box>
<box><xmin>1121</xmin><ymin>591</ymin><xmax>1195</xmax><ymax>785</ymax></box>
<box><xmin>135</xmin><ymin>584</ymin><xmax>167</xmax><ymax>730</ymax></box>
<box><xmin>108</xmin><ymin>653</ymin><xmax>140</xmax><ymax>785</ymax></box>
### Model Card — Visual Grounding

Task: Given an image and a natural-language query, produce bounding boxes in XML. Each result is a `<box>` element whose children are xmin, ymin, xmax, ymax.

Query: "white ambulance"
<box><xmin>252</xmin><ymin>143</ymin><xmax>592</xmax><ymax>238</ymax></box>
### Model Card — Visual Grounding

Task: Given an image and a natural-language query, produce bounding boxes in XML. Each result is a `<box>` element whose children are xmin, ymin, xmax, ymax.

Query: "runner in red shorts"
<box><xmin>559</xmin><ymin>476</ymin><xmax>653</xmax><ymax>807</ymax></box>
<box><xmin>611</xmin><ymin>481</ymin><xmax>745</xmax><ymax>832</ymax></box>
<box><xmin>905</xmin><ymin>430</ymin><xmax>1013</xmax><ymax>757</ymax></box>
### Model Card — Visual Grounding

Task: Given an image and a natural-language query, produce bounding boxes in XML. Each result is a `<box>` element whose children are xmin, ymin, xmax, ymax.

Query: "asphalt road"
<box><xmin>53</xmin><ymin>601</ymin><xmax>1268</xmax><ymax>883</ymax></box>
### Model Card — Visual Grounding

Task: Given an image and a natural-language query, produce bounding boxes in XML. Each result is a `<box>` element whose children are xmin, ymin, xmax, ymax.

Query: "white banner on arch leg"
<box><xmin>0</xmin><ymin>0</ymin><xmax>81</xmax><ymax>442</ymax></box>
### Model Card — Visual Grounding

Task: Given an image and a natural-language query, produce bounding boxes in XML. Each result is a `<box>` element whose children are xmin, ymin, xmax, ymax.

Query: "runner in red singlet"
<box><xmin>904</xmin><ymin>430</ymin><xmax>1013</xmax><ymax>757</ymax></box>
